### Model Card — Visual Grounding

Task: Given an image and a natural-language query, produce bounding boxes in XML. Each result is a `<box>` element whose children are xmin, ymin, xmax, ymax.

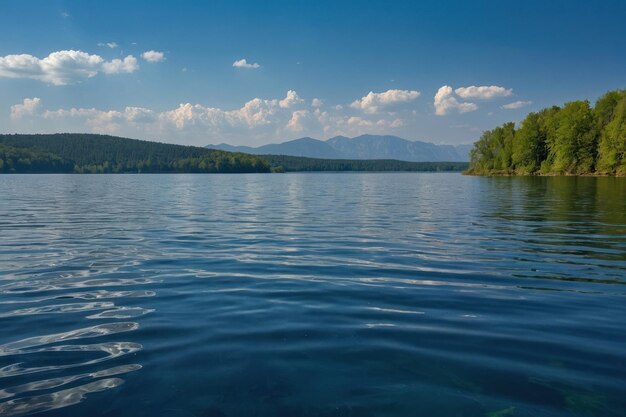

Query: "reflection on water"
<box><xmin>0</xmin><ymin>173</ymin><xmax>624</xmax><ymax>417</ymax></box>
<box><xmin>0</xmin><ymin>378</ymin><xmax>126</xmax><ymax>416</ymax></box>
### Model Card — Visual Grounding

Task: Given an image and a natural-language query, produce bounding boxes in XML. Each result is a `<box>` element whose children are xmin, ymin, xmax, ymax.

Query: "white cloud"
<box><xmin>457</xmin><ymin>103</ymin><xmax>478</xmax><ymax>113</ymax></box>
<box><xmin>347</xmin><ymin>116</ymin><xmax>375</xmax><ymax>128</ymax></box>
<box><xmin>389</xmin><ymin>118</ymin><xmax>404</xmax><ymax>128</ymax></box>
<box><xmin>279</xmin><ymin>90</ymin><xmax>304</xmax><ymax>109</ymax></box>
<box><xmin>232</xmin><ymin>58</ymin><xmax>260</xmax><ymax>69</ymax></box>
<box><xmin>98</xmin><ymin>42</ymin><xmax>119</xmax><ymax>49</ymax></box>
<box><xmin>102</xmin><ymin>55</ymin><xmax>139</xmax><ymax>74</ymax></box>
<box><xmin>434</xmin><ymin>86</ymin><xmax>478</xmax><ymax>116</ymax></box>
<box><xmin>124</xmin><ymin>106</ymin><xmax>156</xmax><ymax>123</ymax></box>
<box><xmin>351</xmin><ymin>89</ymin><xmax>420</xmax><ymax>113</ymax></box>
<box><xmin>287</xmin><ymin>110</ymin><xmax>320</xmax><ymax>132</ymax></box>
<box><xmin>501</xmin><ymin>100</ymin><xmax>532</xmax><ymax>110</ymax></box>
<box><xmin>42</xmin><ymin>105</ymin><xmax>156</xmax><ymax>133</ymax></box>
<box><xmin>454</xmin><ymin>85</ymin><xmax>513</xmax><ymax>99</ymax></box>
<box><xmin>141</xmin><ymin>50</ymin><xmax>165</xmax><ymax>63</ymax></box>
<box><xmin>12</xmin><ymin>90</ymin><xmax>412</xmax><ymax>146</ymax></box>
<box><xmin>311</xmin><ymin>98</ymin><xmax>323</xmax><ymax>108</ymax></box>
<box><xmin>10</xmin><ymin>97</ymin><xmax>41</xmax><ymax>119</ymax></box>
<box><xmin>61</xmin><ymin>11</ymin><xmax>70</xmax><ymax>18</ymax></box>
<box><xmin>0</xmin><ymin>50</ymin><xmax>139</xmax><ymax>85</ymax></box>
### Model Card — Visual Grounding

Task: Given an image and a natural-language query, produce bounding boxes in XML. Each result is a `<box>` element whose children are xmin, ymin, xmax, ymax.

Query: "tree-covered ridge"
<box><xmin>0</xmin><ymin>134</ymin><xmax>271</xmax><ymax>173</ymax></box>
<box><xmin>263</xmin><ymin>154</ymin><xmax>468</xmax><ymax>172</ymax></box>
<box><xmin>0</xmin><ymin>143</ymin><xmax>74</xmax><ymax>173</ymax></box>
<box><xmin>467</xmin><ymin>89</ymin><xmax>626</xmax><ymax>176</ymax></box>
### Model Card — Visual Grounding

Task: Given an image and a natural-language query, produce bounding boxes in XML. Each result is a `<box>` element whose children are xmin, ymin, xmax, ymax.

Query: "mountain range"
<box><xmin>207</xmin><ymin>135</ymin><xmax>473</xmax><ymax>162</ymax></box>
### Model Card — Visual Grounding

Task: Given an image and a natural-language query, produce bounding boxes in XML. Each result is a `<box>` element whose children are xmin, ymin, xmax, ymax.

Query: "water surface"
<box><xmin>0</xmin><ymin>173</ymin><xmax>625</xmax><ymax>417</ymax></box>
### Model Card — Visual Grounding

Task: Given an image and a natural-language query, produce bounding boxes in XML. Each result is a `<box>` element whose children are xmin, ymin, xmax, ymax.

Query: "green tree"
<box><xmin>548</xmin><ymin>101</ymin><xmax>595</xmax><ymax>174</ymax></box>
<box><xmin>466</xmin><ymin>90</ymin><xmax>626</xmax><ymax>176</ymax></box>
<box><xmin>594</xmin><ymin>90</ymin><xmax>623</xmax><ymax>130</ymax></box>
<box><xmin>597</xmin><ymin>94</ymin><xmax>626</xmax><ymax>174</ymax></box>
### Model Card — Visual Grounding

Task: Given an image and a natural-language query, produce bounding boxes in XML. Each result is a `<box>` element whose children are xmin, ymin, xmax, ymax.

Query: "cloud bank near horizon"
<box><xmin>8</xmin><ymin>89</ymin><xmax>421</xmax><ymax>146</ymax></box>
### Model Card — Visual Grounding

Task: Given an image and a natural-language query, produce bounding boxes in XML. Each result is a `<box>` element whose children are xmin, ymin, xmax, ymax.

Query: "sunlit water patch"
<box><xmin>0</xmin><ymin>173</ymin><xmax>624</xmax><ymax>417</ymax></box>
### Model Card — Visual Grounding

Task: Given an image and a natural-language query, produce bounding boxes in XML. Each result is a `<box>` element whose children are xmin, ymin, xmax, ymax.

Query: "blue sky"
<box><xmin>1</xmin><ymin>0</ymin><xmax>625</xmax><ymax>146</ymax></box>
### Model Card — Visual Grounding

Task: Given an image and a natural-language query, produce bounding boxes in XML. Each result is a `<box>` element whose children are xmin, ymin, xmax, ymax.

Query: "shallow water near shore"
<box><xmin>0</xmin><ymin>173</ymin><xmax>625</xmax><ymax>417</ymax></box>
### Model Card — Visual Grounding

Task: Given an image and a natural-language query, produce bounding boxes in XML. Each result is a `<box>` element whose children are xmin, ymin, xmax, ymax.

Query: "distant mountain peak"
<box><xmin>207</xmin><ymin>134</ymin><xmax>471</xmax><ymax>162</ymax></box>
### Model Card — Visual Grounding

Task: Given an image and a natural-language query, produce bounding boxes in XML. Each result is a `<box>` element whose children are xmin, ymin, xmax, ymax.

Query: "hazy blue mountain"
<box><xmin>208</xmin><ymin>137</ymin><xmax>342</xmax><ymax>159</ymax></box>
<box><xmin>207</xmin><ymin>135</ymin><xmax>472</xmax><ymax>162</ymax></box>
<box><xmin>325</xmin><ymin>135</ymin><xmax>466</xmax><ymax>161</ymax></box>
<box><xmin>257</xmin><ymin>137</ymin><xmax>343</xmax><ymax>159</ymax></box>
<box><xmin>206</xmin><ymin>143</ymin><xmax>257</xmax><ymax>154</ymax></box>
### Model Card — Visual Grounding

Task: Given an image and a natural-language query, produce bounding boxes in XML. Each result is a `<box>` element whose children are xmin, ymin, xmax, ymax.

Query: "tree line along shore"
<box><xmin>466</xmin><ymin>89</ymin><xmax>626</xmax><ymax>176</ymax></box>
<box><xmin>0</xmin><ymin>134</ymin><xmax>467</xmax><ymax>174</ymax></box>
<box><xmin>0</xmin><ymin>134</ymin><xmax>271</xmax><ymax>174</ymax></box>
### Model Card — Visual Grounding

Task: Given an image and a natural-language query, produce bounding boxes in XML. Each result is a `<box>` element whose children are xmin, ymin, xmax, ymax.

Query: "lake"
<box><xmin>0</xmin><ymin>173</ymin><xmax>625</xmax><ymax>417</ymax></box>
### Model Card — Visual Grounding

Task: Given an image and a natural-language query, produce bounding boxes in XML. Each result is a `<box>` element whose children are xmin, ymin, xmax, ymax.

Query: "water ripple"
<box><xmin>0</xmin><ymin>302</ymin><xmax>115</xmax><ymax>318</ymax></box>
<box><xmin>0</xmin><ymin>364</ymin><xmax>141</xmax><ymax>400</ymax></box>
<box><xmin>0</xmin><ymin>378</ymin><xmax>125</xmax><ymax>417</ymax></box>
<box><xmin>0</xmin><ymin>173</ymin><xmax>624</xmax><ymax>417</ymax></box>
<box><xmin>0</xmin><ymin>323</ymin><xmax>139</xmax><ymax>354</ymax></box>
<box><xmin>0</xmin><ymin>342</ymin><xmax>142</xmax><ymax>378</ymax></box>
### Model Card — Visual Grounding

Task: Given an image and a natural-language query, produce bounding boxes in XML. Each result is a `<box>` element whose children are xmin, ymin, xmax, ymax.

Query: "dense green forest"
<box><xmin>263</xmin><ymin>154</ymin><xmax>468</xmax><ymax>172</ymax></box>
<box><xmin>0</xmin><ymin>143</ymin><xmax>75</xmax><ymax>173</ymax></box>
<box><xmin>0</xmin><ymin>134</ymin><xmax>271</xmax><ymax>173</ymax></box>
<box><xmin>467</xmin><ymin>89</ymin><xmax>626</xmax><ymax>176</ymax></box>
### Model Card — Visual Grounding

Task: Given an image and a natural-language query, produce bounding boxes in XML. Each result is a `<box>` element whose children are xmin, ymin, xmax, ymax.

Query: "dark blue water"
<box><xmin>0</xmin><ymin>173</ymin><xmax>625</xmax><ymax>417</ymax></box>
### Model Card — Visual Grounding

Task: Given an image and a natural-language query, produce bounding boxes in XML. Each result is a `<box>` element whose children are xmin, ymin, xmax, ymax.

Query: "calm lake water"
<box><xmin>0</xmin><ymin>173</ymin><xmax>625</xmax><ymax>417</ymax></box>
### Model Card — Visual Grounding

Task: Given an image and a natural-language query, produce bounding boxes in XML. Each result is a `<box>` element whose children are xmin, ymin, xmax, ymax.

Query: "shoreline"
<box><xmin>463</xmin><ymin>171</ymin><xmax>626</xmax><ymax>177</ymax></box>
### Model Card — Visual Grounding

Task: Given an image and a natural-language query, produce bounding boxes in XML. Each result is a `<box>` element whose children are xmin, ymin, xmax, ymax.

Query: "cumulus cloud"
<box><xmin>279</xmin><ymin>90</ymin><xmax>304</xmax><ymax>109</ymax></box>
<box><xmin>454</xmin><ymin>85</ymin><xmax>513</xmax><ymax>99</ymax></box>
<box><xmin>102</xmin><ymin>55</ymin><xmax>139</xmax><ymax>74</ymax></box>
<box><xmin>346</xmin><ymin>116</ymin><xmax>375</xmax><ymax>128</ymax></box>
<box><xmin>434</xmin><ymin>84</ymin><xmax>515</xmax><ymax>115</ymax></box>
<box><xmin>311</xmin><ymin>98</ymin><xmax>323</xmax><ymax>108</ymax></box>
<box><xmin>10</xmin><ymin>97</ymin><xmax>41</xmax><ymax>119</ymax></box>
<box><xmin>351</xmin><ymin>89</ymin><xmax>420</xmax><ymax>113</ymax></box>
<box><xmin>0</xmin><ymin>50</ymin><xmax>139</xmax><ymax>85</ymax></box>
<box><xmin>501</xmin><ymin>100</ymin><xmax>532</xmax><ymax>110</ymax></box>
<box><xmin>11</xmin><ymin>90</ymin><xmax>412</xmax><ymax>146</ymax></box>
<box><xmin>41</xmin><ymin>106</ymin><xmax>157</xmax><ymax>133</ymax></box>
<box><xmin>287</xmin><ymin>110</ymin><xmax>319</xmax><ymax>132</ymax></box>
<box><xmin>141</xmin><ymin>50</ymin><xmax>165</xmax><ymax>63</ymax></box>
<box><xmin>232</xmin><ymin>58</ymin><xmax>260</xmax><ymax>69</ymax></box>
<box><xmin>434</xmin><ymin>86</ymin><xmax>478</xmax><ymax>116</ymax></box>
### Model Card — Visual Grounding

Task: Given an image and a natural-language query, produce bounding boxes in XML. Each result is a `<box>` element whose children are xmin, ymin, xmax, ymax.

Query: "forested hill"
<box><xmin>467</xmin><ymin>89</ymin><xmax>626</xmax><ymax>176</ymax></box>
<box><xmin>0</xmin><ymin>134</ymin><xmax>271</xmax><ymax>173</ymax></box>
